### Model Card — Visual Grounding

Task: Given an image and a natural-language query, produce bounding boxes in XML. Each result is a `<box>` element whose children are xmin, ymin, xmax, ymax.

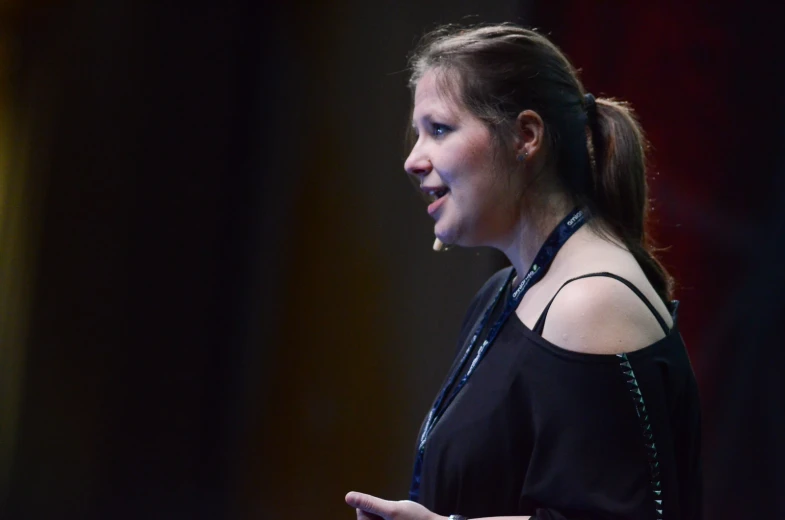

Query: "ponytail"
<box><xmin>587</xmin><ymin>98</ymin><xmax>674</xmax><ymax>302</ymax></box>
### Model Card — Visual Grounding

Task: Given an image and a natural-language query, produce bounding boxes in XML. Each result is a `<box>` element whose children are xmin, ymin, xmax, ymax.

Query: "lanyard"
<box><xmin>409</xmin><ymin>207</ymin><xmax>588</xmax><ymax>502</ymax></box>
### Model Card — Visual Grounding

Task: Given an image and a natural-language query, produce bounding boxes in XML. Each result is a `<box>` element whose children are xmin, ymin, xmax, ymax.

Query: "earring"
<box><xmin>517</xmin><ymin>151</ymin><xmax>528</xmax><ymax>162</ymax></box>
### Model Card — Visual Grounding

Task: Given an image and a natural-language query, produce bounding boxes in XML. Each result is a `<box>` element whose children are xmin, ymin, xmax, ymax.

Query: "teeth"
<box><xmin>426</xmin><ymin>188</ymin><xmax>447</xmax><ymax>201</ymax></box>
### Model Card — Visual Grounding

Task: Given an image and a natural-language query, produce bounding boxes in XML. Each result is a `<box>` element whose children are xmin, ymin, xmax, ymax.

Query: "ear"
<box><xmin>514</xmin><ymin>109</ymin><xmax>545</xmax><ymax>160</ymax></box>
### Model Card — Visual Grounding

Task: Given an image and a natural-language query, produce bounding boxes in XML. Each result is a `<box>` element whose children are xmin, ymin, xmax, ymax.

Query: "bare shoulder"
<box><xmin>540</xmin><ymin>274</ymin><xmax>672</xmax><ymax>355</ymax></box>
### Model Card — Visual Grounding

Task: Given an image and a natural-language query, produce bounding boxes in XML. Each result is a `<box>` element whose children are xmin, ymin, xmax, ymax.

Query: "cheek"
<box><xmin>443</xmin><ymin>136</ymin><xmax>495</xmax><ymax>185</ymax></box>
<box><xmin>462</xmin><ymin>136</ymin><xmax>494</xmax><ymax>169</ymax></box>
<box><xmin>459</xmin><ymin>141</ymin><xmax>506</xmax><ymax>199</ymax></box>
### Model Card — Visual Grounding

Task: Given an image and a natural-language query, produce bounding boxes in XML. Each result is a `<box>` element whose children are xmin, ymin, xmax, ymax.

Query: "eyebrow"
<box><xmin>411</xmin><ymin>111</ymin><xmax>451</xmax><ymax>128</ymax></box>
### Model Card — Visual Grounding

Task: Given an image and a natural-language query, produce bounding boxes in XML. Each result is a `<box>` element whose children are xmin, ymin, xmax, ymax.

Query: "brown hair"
<box><xmin>407</xmin><ymin>23</ymin><xmax>673</xmax><ymax>302</ymax></box>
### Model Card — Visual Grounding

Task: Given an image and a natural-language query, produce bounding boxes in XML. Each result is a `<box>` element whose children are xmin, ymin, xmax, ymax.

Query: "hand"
<box><xmin>345</xmin><ymin>491</ymin><xmax>444</xmax><ymax>520</ymax></box>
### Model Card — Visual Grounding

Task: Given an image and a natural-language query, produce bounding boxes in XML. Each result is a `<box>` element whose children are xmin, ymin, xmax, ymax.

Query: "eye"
<box><xmin>431</xmin><ymin>123</ymin><xmax>451</xmax><ymax>137</ymax></box>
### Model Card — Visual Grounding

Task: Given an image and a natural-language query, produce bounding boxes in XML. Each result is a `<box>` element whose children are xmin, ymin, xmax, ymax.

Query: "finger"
<box><xmin>356</xmin><ymin>508</ymin><xmax>384</xmax><ymax>520</ymax></box>
<box><xmin>345</xmin><ymin>491</ymin><xmax>396</xmax><ymax>517</ymax></box>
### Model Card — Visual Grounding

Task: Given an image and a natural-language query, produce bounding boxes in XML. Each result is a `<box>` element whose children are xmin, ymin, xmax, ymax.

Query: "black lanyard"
<box><xmin>409</xmin><ymin>207</ymin><xmax>588</xmax><ymax>502</ymax></box>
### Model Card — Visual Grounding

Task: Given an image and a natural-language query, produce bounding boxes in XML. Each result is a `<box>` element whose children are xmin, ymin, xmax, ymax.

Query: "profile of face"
<box><xmin>405</xmin><ymin>68</ymin><xmax>524</xmax><ymax>248</ymax></box>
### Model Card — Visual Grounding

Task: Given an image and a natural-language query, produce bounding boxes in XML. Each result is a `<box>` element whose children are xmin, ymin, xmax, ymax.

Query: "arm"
<box><xmin>515</xmin><ymin>275</ymin><xmax>674</xmax><ymax>519</ymax></box>
<box><xmin>345</xmin><ymin>493</ymin><xmax>531</xmax><ymax>520</ymax></box>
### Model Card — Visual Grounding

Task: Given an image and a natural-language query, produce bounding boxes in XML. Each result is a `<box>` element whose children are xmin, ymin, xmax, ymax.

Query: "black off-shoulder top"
<box><xmin>414</xmin><ymin>267</ymin><xmax>702</xmax><ymax>520</ymax></box>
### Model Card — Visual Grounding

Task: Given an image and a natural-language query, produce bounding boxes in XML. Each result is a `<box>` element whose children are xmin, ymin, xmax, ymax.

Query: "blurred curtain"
<box><xmin>0</xmin><ymin>2</ymin><xmax>272</xmax><ymax>517</ymax></box>
<box><xmin>0</xmin><ymin>4</ymin><xmax>28</xmax><ymax>507</ymax></box>
<box><xmin>0</xmin><ymin>1</ymin><xmax>58</xmax><ymax>508</ymax></box>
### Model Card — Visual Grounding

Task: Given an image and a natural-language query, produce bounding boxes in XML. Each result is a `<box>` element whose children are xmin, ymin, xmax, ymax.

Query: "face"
<box><xmin>405</xmin><ymin>69</ymin><xmax>523</xmax><ymax>248</ymax></box>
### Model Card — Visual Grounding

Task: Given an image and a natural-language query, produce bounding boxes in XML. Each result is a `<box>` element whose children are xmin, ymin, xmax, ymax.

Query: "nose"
<box><xmin>404</xmin><ymin>141</ymin><xmax>432</xmax><ymax>178</ymax></box>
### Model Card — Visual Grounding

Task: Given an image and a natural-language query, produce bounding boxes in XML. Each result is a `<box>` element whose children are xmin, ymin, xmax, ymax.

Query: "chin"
<box><xmin>433</xmin><ymin>228</ymin><xmax>455</xmax><ymax>247</ymax></box>
<box><xmin>434</xmin><ymin>222</ymin><xmax>465</xmax><ymax>248</ymax></box>
<box><xmin>435</xmin><ymin>225</ymin><xmax>491</xmax><ymax>249</ymax></box>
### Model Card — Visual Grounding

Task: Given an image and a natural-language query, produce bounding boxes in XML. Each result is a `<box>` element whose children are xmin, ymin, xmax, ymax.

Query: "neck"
<box><xmin>498</xmin><ymin>192</ymin><xmax>574</xmax><ymax>284</ymax></box>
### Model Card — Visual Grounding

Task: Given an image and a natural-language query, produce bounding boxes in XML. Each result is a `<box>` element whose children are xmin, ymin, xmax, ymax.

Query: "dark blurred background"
<box><xmin>1</xmin><ymin>1</ymin><xmax>783</xmax><ymax>519</ymax></box>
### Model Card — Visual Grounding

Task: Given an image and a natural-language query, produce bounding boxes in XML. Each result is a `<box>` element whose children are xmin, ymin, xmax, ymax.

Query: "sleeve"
<box><xmin>520</xmin><ymin>352</ymin><xmax>675</xmax><ymax>520</ymax></box>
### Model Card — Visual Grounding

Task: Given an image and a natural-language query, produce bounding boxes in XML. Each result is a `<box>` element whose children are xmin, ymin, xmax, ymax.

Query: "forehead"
<box><xmin>412</xmin><ymin>68</ymin><xmax>464</xmax><ymax>121</ymax></box>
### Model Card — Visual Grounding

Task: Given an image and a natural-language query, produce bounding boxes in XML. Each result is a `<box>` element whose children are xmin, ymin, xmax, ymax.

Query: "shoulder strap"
<box><xmin>533</xmin><ymin>272</ymin><xmax>669</xmax><ymax>335</ymax></box>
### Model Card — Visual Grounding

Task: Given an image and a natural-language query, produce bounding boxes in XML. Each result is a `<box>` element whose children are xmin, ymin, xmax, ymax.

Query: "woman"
<box><xmin>346</xmin><ymin>24</ymin><xmax>701</xmax><ymax>520</ymax></box>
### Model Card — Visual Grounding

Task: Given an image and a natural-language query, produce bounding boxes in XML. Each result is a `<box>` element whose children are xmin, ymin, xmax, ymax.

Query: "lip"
<box><xmin>427</xmin><ymin>192</ymin><xmax>448</xmax><ymax>216</ymax></box>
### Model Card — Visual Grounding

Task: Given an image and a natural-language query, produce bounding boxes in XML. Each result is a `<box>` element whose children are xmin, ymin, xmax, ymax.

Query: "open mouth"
<box><xmin>425</xmin><ymin>187</ymin><xmax>450</xmax><ymax>202</ymax></box>
<box><xmin>425</xmin><ymin>187</ymin><xmax>450</xmax><ymax>216</ymax></box>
